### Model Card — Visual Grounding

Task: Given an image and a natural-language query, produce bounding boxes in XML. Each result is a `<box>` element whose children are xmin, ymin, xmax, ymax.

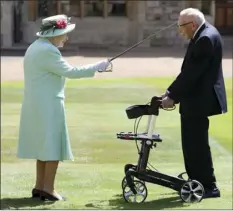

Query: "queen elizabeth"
<box><xmin>17</xmin><ymin>14</ymin><xmax>112</xmax><ymax>201</ymax></box>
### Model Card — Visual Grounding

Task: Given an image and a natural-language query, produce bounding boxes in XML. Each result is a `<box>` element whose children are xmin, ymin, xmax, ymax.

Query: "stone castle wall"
<box><xmin>143</xmin><ymin>1</ymin><xmax>187</xmax><ymax>47</ymax></box>
<box><xmin>1</xmin><ymin>1</ymin><xmax>217</xmax><ymax>48</ymax></box>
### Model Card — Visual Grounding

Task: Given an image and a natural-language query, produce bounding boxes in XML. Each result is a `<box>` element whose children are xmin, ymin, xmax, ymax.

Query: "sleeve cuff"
<box><xmin>167</xmin><ymin>92</ymin><xmax>179</xmax><ymax>104</ymax></box>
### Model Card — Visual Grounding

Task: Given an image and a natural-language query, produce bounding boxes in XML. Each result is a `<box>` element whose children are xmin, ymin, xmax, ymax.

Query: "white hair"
<box><xmin>180</xmin><ymin>8</ymin><xmax>205</xmax><ymax>26</ymax></box>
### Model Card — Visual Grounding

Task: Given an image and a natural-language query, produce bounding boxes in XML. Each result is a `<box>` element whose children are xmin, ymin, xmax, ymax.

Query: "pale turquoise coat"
<box><xmin>17</xmin><ymin>38</ymin><xmax>97</xmax><ymax>161</ymax></box>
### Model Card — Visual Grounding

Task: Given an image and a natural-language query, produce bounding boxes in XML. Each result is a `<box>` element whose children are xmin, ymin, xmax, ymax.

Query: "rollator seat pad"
<box><xmin>125</xmin><ymin>96</ymin><xmax>162</xmax><ymax>119</ymax></box>
<box><xmin>126</xmin><ymin>105</ymin><xmax>150</xmax><ymax>119</ymax></box>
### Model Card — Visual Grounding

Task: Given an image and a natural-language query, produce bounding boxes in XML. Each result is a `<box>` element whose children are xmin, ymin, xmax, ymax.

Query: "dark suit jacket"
<box><xmin>167</xmin><ymin>22</ymin><xmax>227</xmax><ymax>117</ymax></box>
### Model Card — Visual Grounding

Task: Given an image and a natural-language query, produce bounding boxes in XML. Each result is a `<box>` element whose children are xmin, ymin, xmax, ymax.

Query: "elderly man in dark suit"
<box><xmin>161</xmin><ymin>8</ymin><xmax>227</xmax><ymax>198</ymax></box>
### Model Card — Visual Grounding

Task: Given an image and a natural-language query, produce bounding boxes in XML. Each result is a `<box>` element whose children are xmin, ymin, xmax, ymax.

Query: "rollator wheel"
<box><xmin>179</xmin><ymin>180</ymin><xmax>205</xmax><ymax>203</ymax></box>
<box><xmin>123</xmin><ymin>180</ymin><xmax>148</xmax><ymax>203</ymax></box>
<box><xmin>121</xmin><ymin>176</ymin><xmax>145</xmax><ymax>189</ymax></box>
<box><xmin>121</xmin><ymin>175</ymin><xmax>134</xmax><ymax>189</ymax></box>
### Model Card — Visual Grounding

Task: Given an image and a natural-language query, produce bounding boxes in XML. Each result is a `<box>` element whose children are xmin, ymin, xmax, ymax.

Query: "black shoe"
<box><xmin>40</xmin><ymin>190</ymin><xmax>67</xmax><ymax>201</ymax></box>
<box><xmin>203</xmin><ymin>187</ymin><xmax>220</xmax><ymax>199</ymax></box>
<box><xmin>32</xmin><ymin>188</ymin><xmax>41</xmax><ymax>198</ymax></box>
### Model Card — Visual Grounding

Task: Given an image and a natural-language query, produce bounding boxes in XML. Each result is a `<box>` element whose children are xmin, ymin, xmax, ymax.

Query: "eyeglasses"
<box><xmin>178</xmin><ymin>21</ymin><xmax>193</xmax><ymax>27</ymax></box>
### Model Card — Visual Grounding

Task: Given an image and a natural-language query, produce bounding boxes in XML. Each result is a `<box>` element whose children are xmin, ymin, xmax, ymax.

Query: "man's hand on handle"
<box><xmin>161</xmin><ymin>90</ymin><xmax>174</xmax><ymax>108</ymax></box>
<box><xmin>161</xmin><ymin>96</ymin><xmax>174</xmax><ymax>108</ymax></box>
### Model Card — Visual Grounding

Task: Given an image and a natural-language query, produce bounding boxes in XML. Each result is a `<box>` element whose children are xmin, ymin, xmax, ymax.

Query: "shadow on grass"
<box><xmin>85</xmin><ymin>194</ymin><xmax>190</xmax><ymax>210</ymax></box>
<box><xmin>0</xmin><ymin>197</ymin><xmax>54</xmax><ymax>209</ymax></box>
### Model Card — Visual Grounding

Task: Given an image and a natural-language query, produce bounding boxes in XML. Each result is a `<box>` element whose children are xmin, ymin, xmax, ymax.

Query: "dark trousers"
<box><xmin>181</xmin><ymin>115</ymin><xmax>216</xmax><ymax>188</ymax></box>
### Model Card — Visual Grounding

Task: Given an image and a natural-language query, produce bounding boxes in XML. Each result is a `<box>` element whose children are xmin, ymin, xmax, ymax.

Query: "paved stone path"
<box><xmin>1</xmin><ymin>48</ymin><xmax>232</xmax><ymax>81</ymax></box>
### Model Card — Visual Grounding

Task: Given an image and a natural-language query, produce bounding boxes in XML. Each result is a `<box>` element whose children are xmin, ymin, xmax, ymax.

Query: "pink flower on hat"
<box><xmin>56</xmin><ymin>19</ymin><xmax>67</xmax><ymax>29</ymax></box>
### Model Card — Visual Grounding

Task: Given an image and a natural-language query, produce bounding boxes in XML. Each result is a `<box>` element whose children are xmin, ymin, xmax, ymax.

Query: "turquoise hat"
<box><xmin>36</xmin><ymin>14</ymin><xmax>76</xmax><ymax>38</ymax></box>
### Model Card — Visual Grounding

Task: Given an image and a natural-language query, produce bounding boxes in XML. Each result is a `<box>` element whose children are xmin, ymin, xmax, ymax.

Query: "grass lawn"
<box><xmin>1</xmin><ymin>77</ymin><xmax>232</xmax><ymax>210</ymax></box>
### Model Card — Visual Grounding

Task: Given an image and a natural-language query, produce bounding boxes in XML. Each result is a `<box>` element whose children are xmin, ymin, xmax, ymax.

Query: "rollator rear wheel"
<box><xmin>123</xmin><ymin>180</ymin><xmax>148</xmax><ymax>203</ymax></box>
<box><xmin>179</xmin><ymin>180</ymin><xmax>205</xmax><ymax>203</ymax></box>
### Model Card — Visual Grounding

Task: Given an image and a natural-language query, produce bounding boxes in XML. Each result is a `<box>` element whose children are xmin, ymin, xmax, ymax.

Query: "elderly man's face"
<box><xmin>178</xmin><ymin>15</ymin><xmax>197</xmax><ymax>40</ymax></box>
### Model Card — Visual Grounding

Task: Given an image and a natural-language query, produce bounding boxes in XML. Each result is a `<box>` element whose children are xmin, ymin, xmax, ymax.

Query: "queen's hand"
<box><xmin>97</xmin><ymin>59</ymin><xmax>113</xmax><ymax>72</ymax></box>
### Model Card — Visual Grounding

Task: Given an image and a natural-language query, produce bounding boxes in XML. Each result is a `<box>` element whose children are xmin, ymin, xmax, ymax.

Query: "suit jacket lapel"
<box><xmin>181</xmin><ymin>39</ymin><xmax>194</xmax><ymax>71</ymax></box>
<box><xmin>192</xmin><ymin>22</ymin><xmax>207</xmax><ymax>42</ymax></box>
<box><xmin>181</xmin><ymin>23</ymin><xmax>207</xmax><ymax>71</ymax></box>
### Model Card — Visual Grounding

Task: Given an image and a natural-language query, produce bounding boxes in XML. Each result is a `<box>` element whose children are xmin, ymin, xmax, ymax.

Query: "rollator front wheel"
<box><xmin>123</xmin><ymin>180</ymin><xmax>148</xmax><ymax>203</ymax></box>
<box><xmin>121</xmin><ymin>175</ymin><xmax>145</xmax><ymax>189</ymax></box>
<box><xmin>121</xmin><ymin>175</ymin><xmax>134</xmax><ymax>189</ymax></box>
<box><xmin>179</xmin><ymin>180</ymin><xmax>205</xmax><ymax>203</ymax></box>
